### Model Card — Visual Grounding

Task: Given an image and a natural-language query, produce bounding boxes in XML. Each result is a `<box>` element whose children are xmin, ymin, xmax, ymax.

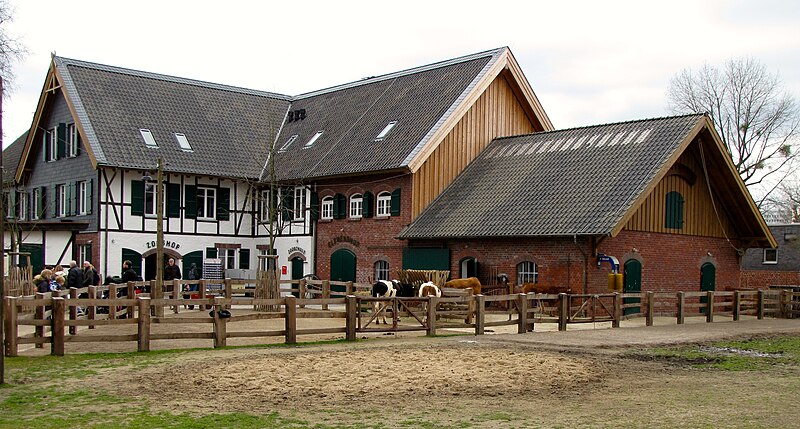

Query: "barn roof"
<box><xmin>399</xmin><ymin>114</ymin><xmax>775</xmax><ymax>247</ymax></box>
<box><xmin>3</xmin><ymin>131</ymin><xmax>27</xmax><ymax>185</ymax></box>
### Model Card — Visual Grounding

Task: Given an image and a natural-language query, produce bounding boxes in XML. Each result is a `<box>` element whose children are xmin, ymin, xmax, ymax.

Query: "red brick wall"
<box><xmin>740</xmin><ymin>270</ymin><xmax>800</xmax><ymax>289</ymax></box>
<box><xmin>314</xmin><ymin>174</ymin><xmax>412</xmax><ymax>282</ymax></box>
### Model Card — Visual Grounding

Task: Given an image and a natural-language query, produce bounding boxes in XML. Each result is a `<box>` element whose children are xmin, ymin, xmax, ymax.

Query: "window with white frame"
<box><xmin>17</xmin><ymin>191</ymin><xmax>27</xmax><ymax>220</ymax></box>
<box><xmin>46</xmin><ymin>128</ymin><xmax>58</xmax><ymax>162</ymax></box>
<box><xmin>218</xmin><ymin>248</ymin><xmax>236</xmax><ymax>270</ymax></box>
<box><xmin>321</xmin><ymin>196</ymin><xmax>333</xmax><ymax>220</ymax></box>
<box><xmin>293</xmin><ymin>186</ymin><xmax>306</xmax><ymax>221</ymax></box>
<box><xmin>374</xmin><ymin>260</ymin><xmax>389</xmax><ymax>281</ymax></box>
<box><xmin>763</xmin><ymin>249</ymin><xmax>778</xmax><ymax>265</ymax></box>
<box><xmin>56</xmin><ymin>184</ymin><xmax>67</xmax><ymax>217</ymax></box>
<box><xmin>197</xmin><ymin>187</ymin><xmax>216</xmax><ymax>219</ymax></box>
<box><xmin>68</xmin><ymin>123</ymin><xmax>79</xmax><ymax>157</ymax></box>
<box><xmin>350</xmin><ymin>194</ymin><xmax>363</xmax><ymax>219</ymax></box>
<box><xmin>78</xmin><ymin>181</ymin><xmax>89</xmax><ymax>215</ymax></box>
<box><xmin>4</xmin><ymin>193</ymin><xmax>13</xmax><ymax>218</ymax></box>
<box><xmin>31</xmin><ymin>188</ymin><xmax>42</xmax><ymax>220</ymax></box>
<box><xmin>516</xmin><ymin>261</ymin><xmax>538</xmax><ymax>285</ymax></box>
<box><xmin>144</xmin><ymin>183</ymin><xmax>164</xmax><ymax>217</ymax></box>
<box><xmin>376</xmin><ymin>192</ymin><xmax>391</xmax><ymax>217</ymax></box>
<box><xmin>78</xmin><ymin>243</ymin><xmax>92</xmax><ymax>265</ymax></box>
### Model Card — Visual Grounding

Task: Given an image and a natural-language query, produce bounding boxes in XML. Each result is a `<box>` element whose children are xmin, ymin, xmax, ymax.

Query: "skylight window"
<box><xmin>280</xmin><ymin>135</ymin><xmax>298</xmax><ymax>151</ymax></box>
<box><xmin>174</xmin><ymin>133</ymin><xmax>193</xmax><ymax>152</ymax></box>
<box><xmin>304</xmin><ymin>131</ymin><xmax>324</xmax><ymax>148</ymax></box>
<box><xmin>140</xmin><ymin>129</ymin><xmax>158</xmax><ymax>148</ymax></box>
<box><xmin>374</xmin><ymin>121</ymin><xmax>397</xmax><ymax>141</ymax></box>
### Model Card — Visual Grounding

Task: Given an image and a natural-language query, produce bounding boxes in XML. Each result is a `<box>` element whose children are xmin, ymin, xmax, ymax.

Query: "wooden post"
<box><xmin>69</xmin><ymin>287</ymin><xmax>78</xmax><ymax>335</ymax></box>
<box><xmin>34</xmin><ymin>292</ymin><xmax>44</xmax><ymax>348</ymax></box>
<box><xmin>285</xmin><ymin>296</ymin><xmax>297</xmax><ymax>344</ymax></box>
<box><xmin>213</xmin><ymin>297</ymin><xmax>227</xmax><ymax>348</ymax></box>
<box><xmin>126</xmin><ymin>282</ymin><xmax>136</xmax><ymax>317</ymax></box>
<box><xmin>51</xmin><ymin>297</ymin><xmax>65</xmax><ymax>356</ymax></box>
<box><xmin>153</xmin><ymin>280</ymin><xmax>165</xmax><ymax>317</ymax></box>
<box><xmin>109</xmin><ymin>285</ymin><xmax>118</xmax><ymax>320</ymax></box>
<box><xmin>646</xmin><ymin>291</ymin><xmax>654</xmax><ymax>327</ymax></box>
<box><xmin>474</xmin><ymin>294</ymin><xmax>485</xmax><ymax>335</ymax></box>
<box><xmin>224</xmin><ymin>278</ymin><xmax>232</xmax><ymax>308</ymax></box>
<box><xmin>345</xmin><ymin>281</ymin><xmax>353</xmax><ymax>296</ymax></box>
<box><xmin>733</xmin><ymin>290</ymin><xmax>741</xmax><ymax>321</ymax></box>
<box><xmin>88</xmin><ymin>285</ymin><xmax>97</xmax><ymax>329</ymax></box>
<box><xmin>517</xmin><ymin>293</ymin><xmax>528</xmax><ymax>334</ymax></box>
<box><xmin>706</xmin><ymin>291</ymin><xmax>714</xmax><ymax>323</ymax></box>
<box><xmin>345</xmin><ymin>295</ymin><xmax>357</xmax><ymax>341</ymax></box>
<box><xmin>138</xmin><ymin>297</ymin><xmax>151</xmax><ymax>352</ymax></box>
<box><xmin>299</xmin><ymin>279</ymin><xmax>307</xmax><ymax>309</ymax></box>
<box><xmin>677</xmin><ymin>292</ymin><xmax>685</xmax><ymax>324</ymax></box>
<box><xmin>4</xmin><ymin>297</ymin><xmax>17</xmax><ymax>357</ymax></box>
<box><xmin>781</xmin><ymin>290</ymin><xmax>790</xmax><ymax>319</ymax></box>
<box><xmin>172</xmin><ymin>280</ymin><xmax>180</xmax><ymax>314</ymax></box>
<box><xmin>612</xmin><ymin>293</ymin><xmax>621</xmax><ymax>328</ymax></box>
<box><xmin>558</xmin><ymin>293</ymin><xmax>568</xmax><ymax>331</ymax></box>
<box><xmin>322</xmin><ymin>280</ymin><xmax>330</xmax><ymax>311</ymax></box>
<box><xmin>757</xmin><ymin>290</ymin><xmax>765</xmax><ymax>320</ymax></box>
<box><xmin>426</xmin><ymin>296</ymin><xmax>438</xmax><ymax>336</ymax></box>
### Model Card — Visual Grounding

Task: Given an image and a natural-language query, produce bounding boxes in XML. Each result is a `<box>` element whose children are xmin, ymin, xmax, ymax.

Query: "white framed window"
<box><xmin>144</xmin><ymin>183</ymin><xmax>164</xmax><ymax>217</ymax></box>
<box><xmin>174</xmin><ymin>133</ymin><xmax>193</xmax><ymax>152</ymax></box>
<box><xmin>304</xmin><ymin>131</ymin><xmax>323</xmax><ymax>148</ymax></box>
<box><xmin>78</xmin><ymin>181</ymin><xmax>89</xmax><ymax>215</ymax></box>
<box><xmin>68</xmin><ymin>123</ymin><xmax>79</xmax><ymax>157</ymax></box>
<box><xmin>374</xmin><ymin>121</ymin><xmax>397</xmax><ymax>141</ymax></box>
<box><xmin>374</xmin><ymin>260</ymin><xmax>389</xmax><ymax>281</ymax></box>
<box><xmin>16</xmin><ymin>192</ymin><xmax>27</xmax><ymax>220</ymax></box>
<box><xmin>260</xmin><ymin>189</ymin><xmax>272</xmax><ymax>222</ymax></box>
<box><xmin>763</xmin><ymin>249</ymin><xmax>778</xmax><ymax>265</ymax></box>
<box><xmin>376</xmin><ymin>192</ymin><xmax>391</xmax><ymax>217</ymax></box>
<box><xmin>46</xmin><ymin>128</ymin><xmax>58</xmax><ymax>162</ymax></box>
<box><xmin>517</xmin><ymin>261</ymin><xmax>538</xmax><ymax>285</ymax></box>
<box><xmin>140</xmin><ymin>129</ymin><xmax>158</xmax><ymax>148</ymax></box>
<box><xmin>56</xmin><ymin>184</ymin><xmax>67</xmax><ymax>217</ymax></box>
<box><xmin>349</xmin><ymin>194</ymin><xmax>363</xmax><ymax>219</ymax></box>
<box><xmin>31</xmin><ymin>188</ymin><xmax>42</xmax><ymax>220</ymax></box>
<box><xmin>78</xmin><ymin>243</ymin><xmax>92</xmax><ymax>265</ymax></box>
<box><xmin>293</xmin><ymin>186</ymin><xmax>306</xmax><ymax>221</ymax></box>
<box><xmin>279</xmin><ymin>135</ymin><xmax>298</xmax><ymax>152</ymax></box>
<box><xmin>218</xmin><ymin>248</ymin><xmax>236</xmax><ymax>270</ymax></box>
<box><xmin>197</xmin><ymin>187</ymin><xmax>216</xmax><ymax>220</ymax></box>
<box><xmin>321</xmin><ymin>196</ymin><xmax>333</xmax><ymax>220</ymax></box>
<box><xmin>4</xmin><ymin>193</ymin><xmax>13</xmax><ymax>218</ymax></box>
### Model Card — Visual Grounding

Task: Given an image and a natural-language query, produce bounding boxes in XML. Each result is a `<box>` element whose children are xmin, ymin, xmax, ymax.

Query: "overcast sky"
<box><xmin>2</xmin><ymin>0</ymin><xmax>799</xmax><ymax>146</ymax></box>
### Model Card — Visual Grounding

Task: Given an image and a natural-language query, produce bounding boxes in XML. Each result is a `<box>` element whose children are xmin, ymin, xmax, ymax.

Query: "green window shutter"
<box><xmin>206</xmin><ymin>247</ymin><xmax>217</xmax><ymax>259</ymax></box>
<box><xmin>131</xmin><ymin>180</ymin><xmax>144</xmax><ymax>216</ymax></box>
<box><xmin>281</xmin><ymin>188</ymin><xmax>293</xmax><ymax>222</ymax></box>
<box><xmin>217</xmin><ymin>187</ymin><xmax>230</xmax><ymax>221</ymax></box>
<box><xmin>333</xmin><ymin>193</ymin><xmax>346</xmax><ymax>219</ymax></box>
<box><xmin>51</xmin><ymin>185</ymin><xmax>58</xmax><ymax>217</ymax></box>
<box><xmin>121</xmin><ymin>248</ymin><xmax>142</xmax><ymax>278</ymax></box>
<box><xmin>390</xmin><ymin>188</ymin><xmax>401</xmax><ymax>216</ymax></box>
<box><xmin>66</xmin><ymin>182</ymin><xmax>74</xmax><ymax>216</ymax></box>
<box><xmin>44</xmin><ymin>131</ymin><xmax>51</xmax><ymax>162</ymax></box>
<box><xmin>57</xmin><ymin>123</ymin><xmax>67</xmax><ymax>159</ymax></box>
<box><xmin>184</xmin><ymin>185</ymin><xmax>197</xmax><ymax>219</ymax></box>
<box><xmin>363</xmin><ymin>191</ymin><xmax>373</xmax><ymax>218</ymax></box>
<box><xmin>167</xmin><ymin>183</ymin><xmax>181</xmax><ymax>218</ymax></box>
<box><xmin>75</xmin><ymin>127</ymin><xmax>81</xmax><ymax>156</ymax></box>
<box><xmin>239</xmin><ymin>248</ymin><xmax>250</xmax><ymax>269</ymax></box>
<box><xmin>310</xmin><ymin>192</ymin><xmax>319</xmax><ymax>221</ymax></box>
<box><xmin>6</xmin><ymin>191</ymin><xmax>15</xmax><ymax>218</ymax></box>
<box><xmin>665</xmin><ymin>191</ymin><xmax>684</xmax><ymax>229</ymax></box>
<box><xmin>87</xmin><ymin>179</ymin><xmax>93</xmax><ymax>215</ymax></box>
<box><xmin>37</xmin><ymin>187</ymin><xmax>46</xmax><ymax>219</ymax></box>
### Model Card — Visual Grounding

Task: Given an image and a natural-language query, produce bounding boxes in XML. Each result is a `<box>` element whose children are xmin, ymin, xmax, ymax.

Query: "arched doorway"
<box><xmin>623</xmin><ymin>259</ymin><xmax>642</xmax><ymax>315</ymax></box>
<box><xmin>142</xmin><ymin>248</ymin><xmax>182</xmax><ymax>281</ymax></box>
<box><xmin>460</xmin><ymin>257</ymin><xmax>478</xmax><ymax>278</ymax></box>
<box><xmin>330</xmin><ymin>249</ymin><xmax>356</xmax><ymax>293</ymax></box>
<box><xmin>290</xmin><ymin>256</ymin><xmax>305</xmax><ymax>297</ymax></box>
<box><xmin>700</xmin><ymin>262</ymin><xmax>716</xmax><ymax>313</ymax></box>
<box><xmin>182</xmin><ymin>251</ymin><xmax>204</xmax><ymax>279</ymax></box>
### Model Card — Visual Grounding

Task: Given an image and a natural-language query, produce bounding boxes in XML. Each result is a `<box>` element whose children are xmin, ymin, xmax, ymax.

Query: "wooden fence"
<box><xmin>4</xmin><ymin>283</ymin><xmax>798</xmax><ymax>357</ymax></box>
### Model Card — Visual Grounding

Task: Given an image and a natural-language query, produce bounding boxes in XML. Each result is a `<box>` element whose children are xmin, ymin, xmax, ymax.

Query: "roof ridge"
<box><xmin>494</xmin><ymin>113</ymin><xmax>705</xmax><ymax>141</ymax></box>
<box><xmin>293</xmin><ymin>47</ymin><xmax>507</xmax><ymax>100</ymax></box>
<box><xmin>54</xmin><ymin>56</ymin><xmax>293</xmax><ymax>100</ymax></box>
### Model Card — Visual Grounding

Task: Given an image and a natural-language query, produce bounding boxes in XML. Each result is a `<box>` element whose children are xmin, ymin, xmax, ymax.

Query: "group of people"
<box><xmin>33</xmin><ymin>260</ymin><xmax>100</xmax><ymax>293</ymax></box>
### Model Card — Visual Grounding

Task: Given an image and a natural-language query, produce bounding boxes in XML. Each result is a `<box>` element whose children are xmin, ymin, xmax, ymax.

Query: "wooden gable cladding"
<box><xmin>411</xmin><ymin>75</ymin><xmax>535</xmax><ymax>218</ymax></box>
<box><xmin>624</xmin><ymin>144</ymin><xmax>734</xmax><ymax>238</ymax></box>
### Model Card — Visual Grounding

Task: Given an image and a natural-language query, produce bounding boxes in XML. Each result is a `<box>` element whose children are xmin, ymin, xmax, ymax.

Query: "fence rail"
<box><xmin>3</xmin><ymin>283</ymin><xmax>798</xmax><ymax>357</ymax></box>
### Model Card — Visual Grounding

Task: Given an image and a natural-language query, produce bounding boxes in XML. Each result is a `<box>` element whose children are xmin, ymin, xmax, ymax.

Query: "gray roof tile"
<box><xmin>3</xmin><ymin>132</ymin><xmax>27</xmax><ymax>184</ymax></box>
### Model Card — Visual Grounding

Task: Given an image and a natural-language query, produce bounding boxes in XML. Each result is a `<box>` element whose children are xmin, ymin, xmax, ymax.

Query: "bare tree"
<box><xmin>761</xmin><ymin>177</ymin><xmax>800</xmax><ymax>224</ymax></box>
<box><xmin>0</xmin><ymin>0</ymin><xmax>27</xmax><ymax>94</ymax></box>
<box><xmin>667</xmin><ymin>57</ymin><xmax>799</xmax><ymax>200</ymax></box>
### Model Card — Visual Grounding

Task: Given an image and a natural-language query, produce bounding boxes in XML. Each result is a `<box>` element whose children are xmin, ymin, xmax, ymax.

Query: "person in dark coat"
<box><xmin>67</xmin><ymin>260</ymin><xmax>83</xmax><ymax>290</ymax></box>
<box><xmin>121</xmin><ymin>260</ymin><xmax>140</xmax><ymax>283</ymax></box>
<box><xmin>82</xmin><ymin>261</ymin><xmax>99</xmax><ymax>287</ymax></box>
<box><xmin>163</xmin><ymin>258</ymin><xmax>181</xmax><ymax>281</ymax></box>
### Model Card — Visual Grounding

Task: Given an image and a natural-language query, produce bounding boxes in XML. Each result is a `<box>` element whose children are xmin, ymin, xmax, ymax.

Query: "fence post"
<box><xmin>35</xmin><ymin>292</ymin><xmax>44</xmax><ymax>348</ymax></box>
<box><xmin>138</xmin><ymin>297</ymin><xmax>151</xmax><ymax>352</ymax></box>
<box><xmin>4</xmin><ymin>297</ymin><xmax>18</xmax><ymax>357</ymax></box>
<box><xmin>126</xmin><ymin>282</ymin><xmax>135</xmax><ymax>316</ymax></box>
<box><xmin>517</xmin><ymin>293</ymin><xmax>529</xmax><ymax>334</ymax></box>
<box><xmin>285</xmin><ymin>296</ymin><xmax>297</xmax><ymax>344</ymax></box>
<box><xmin>172</xmin><ymin>280</ymin><xmax>180</xmax><ymax>314</ymax></box>
<box><xmin>706</xmin><ymin>291</ymin><xmax>714</xmax><ymax>323</ymax></box>
<box><xmin>213</xmin><ymin>297</ymin><xmax>227</xmax><ymax>348</ymax></box>
<box><xmin>646</xmin><ymin>292</ymin><xmax>654</xmax><ymax>327</ymax></box>
<box><xmin>69</xmin><ymin>287</ymin><xmax>78</xmax><ymax>335</ymax></box>
<box><xmin>322</xmin><ymin>280</ymin><xmax>330</xmax><ymax>311</ymax></box>
<box><xmin>757</xmin><ymin>290</ymin><xmax>765</xmax><ymax>320</ymax></box>
<box><xmin>474</xmin><ymin>294</ymin><xmax>485</xmax><ymax>335</ymax></box>
<box><xmin>677</xmin><ymin>292</ymin><xmax>685</xmax><ymax>325</ymax></box>
<box><xmin>781</xmin><ymin>290</ymin><xmax>790</xmax><ymax>319</ymax></box>
<box><xmin>427</xmin><ymin>296</ymin><xmax>438</xmax><ymax>336</ymax></box>
<box><xmin>558</xmin><ymin>293</ymin><xmax>568</xmax><ymax>331</ymax></box>
<box><xmin>612</xmin><ymin>293</ymin><xmax>621</xmax><ymax>328</ymax></box>
<box><xmin>51</xmin><ymin>297</ymin><xmax>65</xmax><ymax>356</ymax></box>
<box><xmin>346</xmin><ymin>281</ymin><xmax>353</xmax><ymax>296</ymax></box>
<box><xmin>88</xmin><ymin>285</ymin><xmax>97</xmax><ymax>329</ymax></box>
<box><xmin>345</xmin><ymin>295</ymin><xmax>357</xmax><ymax>341</ymax></box>
<box><xmin>733</xmin><ymin>290</ymin><xmax>741</xmax><ymax>321</ymax></box>
<box><xmin>299</xmin><ymin>279</ymin><xmax>307</xmax><ymax>309</ymax></box>
<box><xmin>224</xmin><ymin>279</ymin><xmax>232</xmax><ymax>308</ymax></box>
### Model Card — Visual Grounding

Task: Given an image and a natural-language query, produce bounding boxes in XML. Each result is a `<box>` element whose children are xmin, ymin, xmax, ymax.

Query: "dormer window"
<box><xmin>374</xmin><ymin>121</ymin><xmax>397</xmax><ymax>141</ymax></box>
<box><xmin>140</xmin><ymin>129</ymin><xmax>158</xmax><ymax>148</ymax></box>
<box><xmin>174</xmin><ymin>133</ymin><xmax>193</xmax><ymax>152</ymax></box>
<box><xmin>304</xmin><ymin>131</ymin><xmax>323</xmax><ymax>148</ymax></box>
<box><xmin>280</xmin><ymin>135</ymin><xmax>298</xmax><ymax>152</ymax></box>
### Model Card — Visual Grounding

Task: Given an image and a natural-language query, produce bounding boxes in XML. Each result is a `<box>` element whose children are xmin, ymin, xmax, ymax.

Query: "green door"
<box><xmin>700</xmin><ymin>263</ymin><xmax>716</xmax><ymax>313</ymax></box>
<box><xmin>291</xmin><ymin>257</ymin><xmax>304</xmax><ymax>297</ymax></box>
<box><xmin>623</xmin><ymin>259</ymin><xmax>642</xmax><ymax>316</ymax></box>
<box><xmin>182</xmin><ymin>251</ymin><xmax>204</xmax><ymax>279</ymax></box>
<box><xmin>121</xmin><ymin>248</ymin><xmax>142</xmax><ymax>279</ymax></box>
<box><xmin>19</xmin><ymin>243</ymin><xmax>44</xmax><ymax>274</ymax></box>
<box><xmin>330</xmin><ymin>249</ymin><xmax>356</xmax><ymax>293</ymax></box>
